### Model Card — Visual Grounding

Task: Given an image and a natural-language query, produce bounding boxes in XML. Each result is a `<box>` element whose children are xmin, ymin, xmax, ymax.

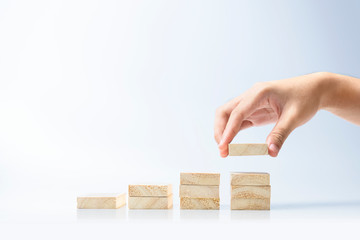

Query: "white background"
<box><xmin>0</xmin><ymin>0</ymin><xmax>360</xmax><ymax>239</ymax></box>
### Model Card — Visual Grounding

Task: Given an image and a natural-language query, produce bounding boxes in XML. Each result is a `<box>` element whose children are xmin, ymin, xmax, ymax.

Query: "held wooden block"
<box><xmin>128</xmin><ymin>195</ymin><xmax>173</xmax><ymax>209</ymax></box>
<box><xmin>77</xmin><ymin>193</ymin><xmax>126</xmax><ymax>209</ymax></box>
<box><xmin>228</xmin><ymin>144</ymin><xmax>268</xmax><ymax>156</ymax></box>
<box><xmin>180</xmin><ymin>198</ymin><xmax>220</xmax><ymax>210</ymax></box>
<box><xmin>231</xmin><ymin>185</ymin><xmax>271</xmax><ymax>199</ymax></box>
<box><xmin>128</xmin><ymin>184</ymin><xmax>172</xmax><ymax>197</ymax></box>
<box><xmin>180</xmin><ymin>173</ymin><xmax>220</xmax><ymax>186</ymax></box>
<box><xmin>231</xmin><ymin>198</ymin><xmax>270</xmax><ymax>210</ymax></box>
<box><xmin>231</xmin><ymin>172</ymin><xmax>270</xmax><ymax>186</ymax></box>
<box><xmin>179</xmin><ymin>185</ymin><xmax>219</xmax><ymax>198</ymax></box>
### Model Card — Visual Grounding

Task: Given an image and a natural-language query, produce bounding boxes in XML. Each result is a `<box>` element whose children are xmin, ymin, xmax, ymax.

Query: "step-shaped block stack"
<box><xmin>128</xmin><ymin>184</ymin><xmax>173</xmax><ymax>209</ymax></box>
<box><xmin>231</xmin><ymin>172</ymin><xmax>271</xmax><ymax>210</ymax></box>
<box><xmin>180</xmin><ymin>173</ymin><xmax>220</xmax><ymax>210</ymax></box>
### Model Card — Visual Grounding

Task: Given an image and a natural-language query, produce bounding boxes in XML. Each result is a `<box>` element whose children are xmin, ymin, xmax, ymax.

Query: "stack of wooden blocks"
<box><xmin>179</xmin><ymin>173</ymin><xmax>220</xmax><ymax>210</ymax></box>
<box><xmin>128</xmin><ymin>184</ymin><xmax>173</xmax><ymax>209</ymax></box>
<box><xmin>231</xmin><ymin>172</ymin><xmax>271</xmax><ymax>210</ymax></box>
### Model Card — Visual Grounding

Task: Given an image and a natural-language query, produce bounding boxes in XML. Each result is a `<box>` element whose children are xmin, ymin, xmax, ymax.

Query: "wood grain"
<box><xmin>180</xmin><ymin>173</ymin><xmax>220</xmax><ymax>186</ymax></box>
<box><xmin>180</xmin><ymin>198</ymin><xmax>220</xmax><ymax>210</ymax></box>
<box><xmin>128</xmin><ymin>195</ymin><xmax>173</xmax><ymax>209</ymax></box>
<box><xmin>231</xmin><ymin>172</ymin><xmax>270</xmax><ymax>186</ymax></box>
<box><xmin>179</xmin><ymin>185</ymin><xmax>219</xmax><ymax>198</ymax></box>
<box><xmin>77</xmin><ymin>193</ymin><xmax>126</xmax><ymax>209</ymax></box>
<box><xmin>231</xmin><ymin>198</ymin><xmax>270</xmax><ymax>210</ymax></box>
<box><xmin>128</xmin><ymin>184</ymin><xmax>172</xmax><ymax>197</ymax></box>
<box><xmin>228</xmin><ymin>144</ymin><xmax>268</xmax><ymax>156</ymax></box>
<box><xmin>231</xmin><ymin>185</ymin><xmax>271</xmax><ymax>199</ymax></box>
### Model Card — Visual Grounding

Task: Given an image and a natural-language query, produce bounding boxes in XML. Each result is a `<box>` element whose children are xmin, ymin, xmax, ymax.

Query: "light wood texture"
<box><xmin>77</xmin><ymin>193</ymin><xmax>126</xmax><ymax>209</ymax></box>
<box><xmin>228</xmin><ymin>144</ymin><xmax>268</xmax><ymax>156</ymax></box>
<box><xmin>128</xmin><ymin>184</ymin><xmax>172</xmax><ymax>197</ymax></box>
<box><xmin>180</xmin><ymin>198</ymin><xmax>220</xmax><ymax>210</ymax></box>
<box><xmin>179</xmin><ymin>185</ymin><xmax>219</xmax><ymax>198</ymax></box>
<box><xmin>231</xmin><ymin>172</ymin><xmax>270</xmax><ymax>186</ymax></box>
<box><xmin>180</xmin><ymin>173</ymin><xmax>220</xmax><ymax>186</ymax></box>
<box><xmin>231</xmin><ymin>185</ymin><xmax>271</xmax><ymax>199</ymax></box>
<box><xmin>128</xmin><ymin>195</ymin><xmax>173</xmax><ymax>209</ymax></box>
<box><xmin>231</xmin><ymin>198</ymin><xmax>270</xmax><ymax>210</ymax></box>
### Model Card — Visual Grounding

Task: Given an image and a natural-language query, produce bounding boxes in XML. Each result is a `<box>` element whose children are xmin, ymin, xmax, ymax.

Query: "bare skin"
<box><xmin>214</xmin><ymin>72</ymin><xmax>360</xmax><ymax>158</ymax></box>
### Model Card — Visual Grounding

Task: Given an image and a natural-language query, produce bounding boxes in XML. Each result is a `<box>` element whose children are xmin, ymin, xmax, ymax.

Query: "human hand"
<box><xmin>214</xmin><ymin>72</ymin><xmax>330</xmax><ymax>157</ymax></box>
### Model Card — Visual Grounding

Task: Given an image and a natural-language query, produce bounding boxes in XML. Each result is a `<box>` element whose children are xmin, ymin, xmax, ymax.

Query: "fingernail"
<box><xmin>269</xmin><ymin>144</ymin><xmax>279</xmax><ymax>154</ymax></box>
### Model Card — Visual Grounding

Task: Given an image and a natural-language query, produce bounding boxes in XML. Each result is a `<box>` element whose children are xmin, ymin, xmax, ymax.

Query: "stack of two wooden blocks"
<box><xmin>231</xmin><ymin>172</ymin><xmax>271</xmax><ymax>210</ymax></box>
<box><xmin>180</xmin><ymin>173</ymin><xmax>220</xmax><ymax>210</ymax></box>
<box><xmin>128</xmin><ymin>184</ymin><xmax>173</xmax><ymax>209</ymax></box>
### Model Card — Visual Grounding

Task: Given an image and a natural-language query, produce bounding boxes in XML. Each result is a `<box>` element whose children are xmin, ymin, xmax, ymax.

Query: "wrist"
<box><xmin>315</xmin><ymin>72</ymin><xmax>338</xmax><ymax>111</ymax></box>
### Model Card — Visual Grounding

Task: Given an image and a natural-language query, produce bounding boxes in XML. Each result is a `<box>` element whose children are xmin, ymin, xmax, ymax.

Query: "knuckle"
<box><xmin>254</xmin><ymin>81</ymin><xmax>271</xmax><ymax>96</ymax></box>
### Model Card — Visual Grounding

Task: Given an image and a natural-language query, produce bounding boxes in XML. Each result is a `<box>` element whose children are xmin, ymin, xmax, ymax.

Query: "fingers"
<box><xmin>218</xmin><ymin>101</ymin><xmax>258</xmax><ymax>158</ymax></box>
<box><xmin>214</xmin><ymin>99</ymin><xmax>240</xmax><ymax>144</ymax></box>
<box><xmin>266</xmin><ymin>110</ymin><xmax>297</xmax><ymax>157</ymax></box>
<box><xmin>214</xmin><ymin>108</ymin><xmax>229</xmax><ymax>144</ymax></box>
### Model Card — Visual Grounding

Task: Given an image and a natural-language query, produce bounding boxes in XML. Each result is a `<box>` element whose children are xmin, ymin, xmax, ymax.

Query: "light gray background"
<box><xmin>0</xmin><ymin>0</ymin><xmax>360</xmax><ymax>220</ymax></box>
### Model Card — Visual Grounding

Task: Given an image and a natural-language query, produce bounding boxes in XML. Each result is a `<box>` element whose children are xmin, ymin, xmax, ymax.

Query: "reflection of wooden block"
<box><xmin>128</xmin><ymin>195</ymin><xmax>173</xmax><ymax>209</ymax></box>
<box><xmin>231</xmin><ymin>172</ymin><xmax>270</xmax><ymax>186</ymax></box>
<box><xmin>228</xmin><ymin>144</ymin><xmax>268</xmax><ymax>156</ymax></box>
<box><xmin>180</xmin><ymin>198</ymin><xmax>220</xmax><ymax>210</ymax></box>
<box><xmin>231</xmin><ymin>198</ymin><xmax>270</xmax><ymax>210</ymax></box>
<box><xmin>180</xmin><ymin>173</ymin><xmax>220</xmax><ymax>186</ymax></box>
<box><xmin>231</xmin><ymin>185</ymin><xmax>271</xmax><ymax>199</ymax></box>
<box><xmin>180</xmin><ymin>185</ymin><xmax>219</xmax><ymax>198</ymax></box>
<box><xmin>77</xmin><ymin>193</ymin><xmax>126</xmax><ymax>209</ymax></box>
<box><xmin>128</xmin><ymin>184</ymin><xmax>172</xmax><ymax>197</ymax></box>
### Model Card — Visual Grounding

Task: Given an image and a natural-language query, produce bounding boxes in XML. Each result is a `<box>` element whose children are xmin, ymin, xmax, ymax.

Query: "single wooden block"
<box><xmin>180</xmin><ymin>173</ymin><xmax>220</xmax><ymax>186</ymax></box>
<box><xmin>180</xmin><ymin>197</ymin><xmax>220</xmax><ymax>210</ymax></box>
<box><xmin>231</xmin><ymin>172</ymin><xmax>270</xmax><ymax>186</ymax></box>
<box><xmin>228</xmin><ymin>144</ymin><xmax>268</xmax><ymax>156</ymax></box>
<box><xmin>128</xmin><ymin>195</ymin><xmax>173</xmax><ymax>209</ymax></box>
<box><xmin>231</xmin><ymin>198</ymin><xmax>270</xmax><ymax>210</ymax></box>
<box><xmin>179</xmin><ymin>185</ymin><xmax>219</xmax><ymax>198</ymax></box>
<box><xmin>77</xmin><ymin>193</ymin><xmax>126</xmax><ymax>209</ymax></box>
<box><xmin>231</xmin><ymin>185</ymin><xmax>271</xmax><ymax>199</ymax></box>
<box><xmin>128</xmin><ymin>184</ymin><xmax>172</xmax><ymax>197</ymax></box>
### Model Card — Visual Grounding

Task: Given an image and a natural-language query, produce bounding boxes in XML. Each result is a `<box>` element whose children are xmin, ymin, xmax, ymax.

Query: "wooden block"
<box><xmin>228</xmin><ymin>143</ymin><xmax>268</xmax><ymax>156</ymax></box>
<box><xmin>128</xmin><ymin>195</ymin><xmax>173</xmax><ymax>209</ymax></box>
<box><xmin>231</xmin><ymin>172</ymin><xmax>270</xmax><ymax>186</ymax></box>
<box><xmin>180</xmin><ymin>198</ymin><xmax>220</xmax><ymax>210</ymax></box>
<box><xmin>231</xmin><ymin>185</ymin><xmax>271</xmax><ymax>199</ymax></box>
<box><xmin>179</xmin><ymin>185</ymin><xmax>219</xmax><ymax>198</ymax></box>
<box><xmin>128</xmin><ymin>184</ymin><xmax>172</xmax><ymax>197</ymax></box>
<box><xmin>77</xmin><ymin>193</ymin><xmax>126</xmax><ymax>209</ymax></box>
<box><xmin>231</xmin><ymin>198</ymin><xmax>270</xmax><ymax>210</ymax></box>
<box><xmin>180</xmin><ymin>173</ymin><xmax>220</xmax><ymax>186</ymax></box>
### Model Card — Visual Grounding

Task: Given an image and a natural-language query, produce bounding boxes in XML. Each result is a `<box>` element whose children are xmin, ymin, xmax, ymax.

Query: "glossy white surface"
<box><xmin>1</xmin><ymin>198</ymin><xmax>360</xmax><ymax>239</ymax></box>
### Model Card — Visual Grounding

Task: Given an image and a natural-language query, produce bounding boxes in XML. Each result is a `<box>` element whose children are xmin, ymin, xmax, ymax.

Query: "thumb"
<box><xmin>266</xmin><ymin>114</ymin><xmax>296</xmax><ymax>157</ymax></box>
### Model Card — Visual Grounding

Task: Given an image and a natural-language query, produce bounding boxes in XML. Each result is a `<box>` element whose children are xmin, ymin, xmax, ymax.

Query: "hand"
<box><xmin>214</xmin><ymin>72</ymin><xmax>331</xmax><ymax>157</ymax></box>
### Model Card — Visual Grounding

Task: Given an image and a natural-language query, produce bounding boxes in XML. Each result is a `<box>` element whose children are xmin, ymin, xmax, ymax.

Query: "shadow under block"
<box><xmin>180</xmin><ymin>173</ymin><xmax>220</xmax><ymax>186</ymax></box>
<box><xmin>231</xmin><ymin>172</ymin><xmax>270</xmax><ymax>186</ymax></box>
<box><xmin>128</xmin><ymin>195</ymin><xmax>173</xmax><ymax>209</ymax></box>
<box><xmin>228</xmin><ymin>144</ymin><xmax>268</xmax><ymax>156</ymax></box>
<box><xmin>180</xmin><ymin>198</ymin><xmax>220</xmax><ymax>210</ymax></box>
<box><xmin>77</xmin><ymin>193</ymin><xmax>126</xmax><ymax>209</ymax></box>
<box><xmin>180</xmin><ymin>185</ymin><xmax>219</xmax><ymax>198</ymax></box>
<box><xmin>231</xmin><ymin>185</ymin><xmax>271</xmax><ymax>199</ymax></box>
<box><xmin>128</xmin><ymin>184</ymin><xmax>172</xmax><ymax>197</ymax></box>
<box><xmin>231</xmin><ymin>198</ymin><xmax>270</xmax><ymax>210</ymax></box>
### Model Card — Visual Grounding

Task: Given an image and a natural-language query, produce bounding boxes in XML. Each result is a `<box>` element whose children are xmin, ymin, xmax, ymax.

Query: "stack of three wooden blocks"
<box><xmin>179</xmin><ymin>173</ymin><xmax>220</xmax><ymax>210</ymax></box>
<box><xmin>231</xmin><ymin>172</ymin><xmax>271</xmax><ymax>210</ymax></box>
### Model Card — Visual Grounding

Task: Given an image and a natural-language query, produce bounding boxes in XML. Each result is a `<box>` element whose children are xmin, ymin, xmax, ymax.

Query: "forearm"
<box><xmin>319</xmin><ymin>72</ymin><xmax>360</xmax><ymax>125</ymax></box>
